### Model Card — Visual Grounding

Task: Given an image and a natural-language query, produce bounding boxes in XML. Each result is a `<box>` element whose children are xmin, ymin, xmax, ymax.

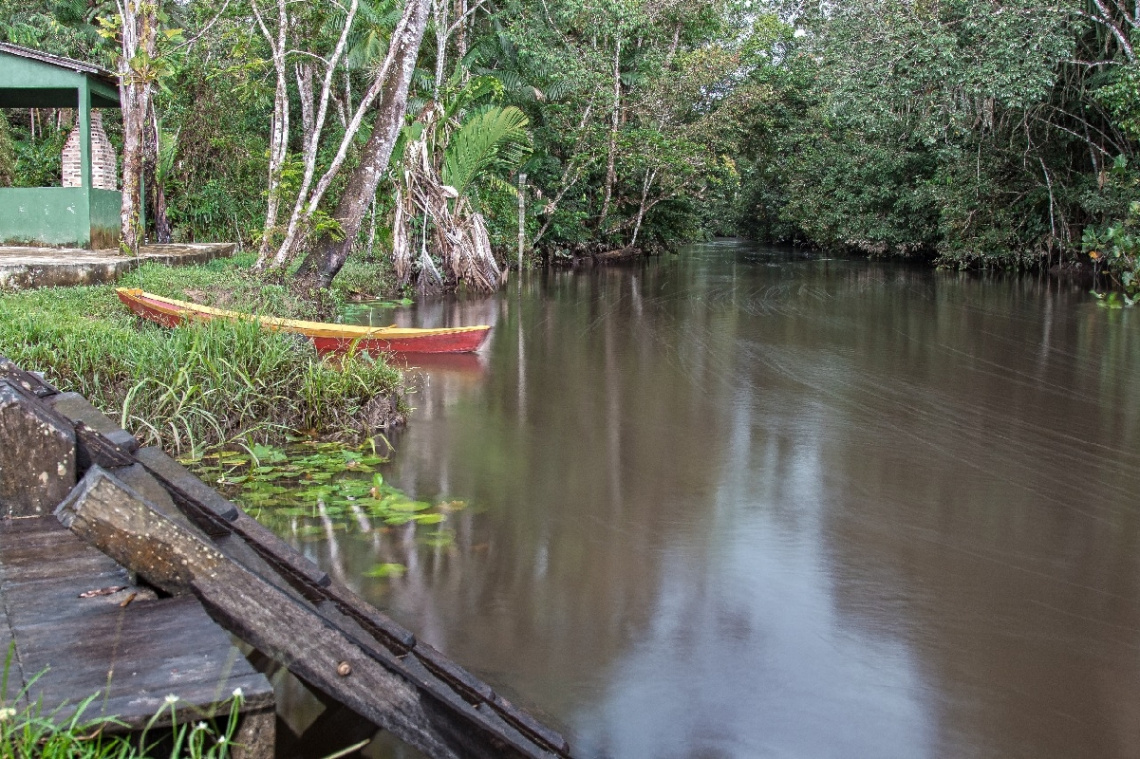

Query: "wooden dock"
<box><xmin>0</xmin><ymin>515</ymin><xmax>275</xmax><ymax>751</ymax></box>
<box><xmin>0</xmin><ymin>356</ymin><xmax>571</xmax><ymax>759</ymax></box>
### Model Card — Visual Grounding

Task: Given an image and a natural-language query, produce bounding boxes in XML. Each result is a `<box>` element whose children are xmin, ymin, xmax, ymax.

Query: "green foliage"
<box><xmin>159</xmin><ymin>49</ymin><xmax>269</xmax><ymax>244</ymax></box>
<box><xmin>1083</xmin><ymin>199</ymin><xmax>1140</xmax><ymax>296</ymax></box>
<box><xmin>186</xmin><ymin>442</ymin><xmax>461</xmax><ymax>547</ymax></box>
<box><xmin>8</xmin><ymin>0</ymin><xmax>1135</xmax><ymax>286</ymax></box>
<box><xmin>0</xmin><ymin>112</ymin><xmax>15</xmax><ymax>188</ymax></box>
<box><xmin>442</xmin><ymin>104</ymin><xmax>530</xmax><ymax>200</ymax></box>
<box><xmin>735</xmin><ymin>0</ymin><xmax>1139</xmax><ymax>277</ymax></box>
<box><xmin>0</xmin><ymin>261</ymin><xmax>402</xmax><ymax>456</ymax></box>
<box><xmin>0</xmin><ymin>0</ymin><xmax>110</xmax><ymax>61</ymax></box>
<box><xmin>11</xmin><ymin>126</ymin><xmax>68</xmax><ymax>188</ymax></box>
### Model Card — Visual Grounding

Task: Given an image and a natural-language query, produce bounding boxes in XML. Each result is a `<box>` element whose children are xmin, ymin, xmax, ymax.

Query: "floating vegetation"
<box><xmin>183</xmin><ymin>441</ymin><xmax>463</xmax><ymax>552</ymax></box>
<box><xmin>365</xmin><ymin>563</ymin><xmax>408</xmax><ymax>578</ymax></box>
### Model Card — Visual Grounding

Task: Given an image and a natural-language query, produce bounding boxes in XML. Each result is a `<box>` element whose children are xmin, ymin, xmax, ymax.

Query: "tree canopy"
<box><xmin>2</xmin><ymin>0</ymin><xmax>1137</xmax><ymax>292</ymax></box>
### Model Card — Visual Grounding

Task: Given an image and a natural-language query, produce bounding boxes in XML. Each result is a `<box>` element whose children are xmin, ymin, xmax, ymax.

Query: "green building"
<box><xmin>0</xmin><ymin>43</ymin><xmax>121</xmax><ymax>249</ymax></box>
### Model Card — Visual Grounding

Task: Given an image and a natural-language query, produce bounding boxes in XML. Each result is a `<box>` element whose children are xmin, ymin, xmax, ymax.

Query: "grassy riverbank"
<box><xmin>0</xmin><ymin>255</ymin><xmax>403</xmax><ymax>455</ymax></box>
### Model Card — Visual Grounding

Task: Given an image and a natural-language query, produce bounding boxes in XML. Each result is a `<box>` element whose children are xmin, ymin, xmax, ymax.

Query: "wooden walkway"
<box><xmin>0</xmin><ymin>515</ymin><xmax>274</xmax><ymax>744</ymax></box>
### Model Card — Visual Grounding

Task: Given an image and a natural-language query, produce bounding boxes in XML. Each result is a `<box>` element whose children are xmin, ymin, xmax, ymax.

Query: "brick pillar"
<box><xmin>62</xmin><ymin>111</ymin><xmax>118</xmax><ymax>191</ymax></box>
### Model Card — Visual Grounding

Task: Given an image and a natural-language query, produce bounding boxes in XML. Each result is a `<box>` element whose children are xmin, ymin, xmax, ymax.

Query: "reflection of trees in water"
<box><xmin>804</xmin><ymin>269</ymin><xmax>1140</xmax><ymax>758</ymax></box>
<box><xmin>272</xmin><ymin>247</ymin><xmax>1140</xmax><ymax>757</ymax></box>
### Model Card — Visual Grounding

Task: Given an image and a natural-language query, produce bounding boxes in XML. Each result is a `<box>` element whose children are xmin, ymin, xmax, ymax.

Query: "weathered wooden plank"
<box><xmin>75</xmin><ymin>423</ymin><xmax>136</xmax><ymax>472</ymax></box>
<box><xmin>58</xmin><ymin>466</ymin><xmax>558</xmax><ymax>759</ymax></box>
<box><xmin>0</xmin><ymin>379</ymin><xmax>77</xmax><ymax>518</ymax></box>
<box><xmin>0</xmin><ymin>553</ymin><xmax>123</xmax><ymax>584</ymax></box>
<box><xmin>11</xmin><ymin>582</ymin><xmax>273</xmax><ymax>729</ymax></box>
<box><xmin>0</xmin><ymin>356</ymin><xmax>58</xmax><ymax>398</ymax></box>
<box><xmin>1</xmin><ymin>515</ymin><xmax>273</xmax><ymax>733</ymax></box>
<box><xmin>0</xmin><ymin>514</ymin><xmax>62</xmax><ymax>537</ymax></box>
<box><xmin>133</xmin><ymin>446</ymin><xmax>239</xmax><ymax>523</ymax></box>
<box><xmin>37</xmin><ymin>672</ymin><xmax>273</xmax><ymax>729</ymax></box>
<box><xmin>314</xmin><ymin>579</ymin><xmax>417</xmax><ymax>655</ymax></box>
<box><xmin>2</xmin><ymin>575</ymin><xmax>134</xmax><ymax>630</ymax></box>
<box><xmin>45</xmin><ymin>392</ymin><xmax>138</xmax><ymax>453</ymax></box>
<box><xmin>0</xmin><ymin>531</ymin><xmax>109</xmax><ymax>563</ymax></box>
<box><xmin>133</xmin><ymin>448</ymin><xmax>570</xmax><ymax>756</ymax></box>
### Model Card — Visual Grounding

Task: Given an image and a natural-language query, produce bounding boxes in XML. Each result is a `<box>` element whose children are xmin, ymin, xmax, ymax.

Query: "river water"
<box><xmin>283</xmin><ymin>240</ymin><xmax>1140</xmax><ymax>758</ymax></box>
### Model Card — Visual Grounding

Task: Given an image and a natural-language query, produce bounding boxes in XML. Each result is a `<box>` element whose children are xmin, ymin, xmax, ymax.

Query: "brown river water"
<box><xmin>277</xmin><ymin>240</ymin><xmax>1140</xmax><ymax>759</ymax></box>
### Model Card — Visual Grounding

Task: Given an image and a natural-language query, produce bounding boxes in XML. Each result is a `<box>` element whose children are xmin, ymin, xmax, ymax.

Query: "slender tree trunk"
<box><xmin>454</xmin><ymin>0</ymin><xmax>468</xmax><ymax>73</ymax></box>
<box><xmin>118</xmin><ymin>0</ymin><xmax>158</xmax><ymax>255</ymax></box>
<box><xmin>146</xmin><ymin>103</ymin><xmax>171</xmax><ymax>243</ymax></box>
<box><xmin>253</xmin><ymin>0</ymin><xmax>289</xmax><ymax>263</ymax></box>
<box><xmin>629</xmin><ymin>168</ymin><xmax>656</xmax><ymax>249</ymax></box>
<box><xmin>432</xmin><ymin>0</ymin><xmax>449</xmax><ymax>99</ymax></box>
<box><xmin>517</xmin><ymin>171</ymin><xmax>526</xmax><ymax>269</ymax></box>
<box><xmin>297</xmin><ymin>0</ymin><xmax>431</xmax><ymax>286</ymax></box>
<box><xmin>267</xmin><ymin>0</ymin><xmax>361</xmax><ymax>271</ymax></box>
<box><xmin>296</xmin><ymin>63</ymin><xmax>316</xmax><ymax>153</ymax></box>
<box><xmin>664</xmin><ymin>23</ymin><xmax>681</xmax><ymax>68</ymax></box>
<box><xmin>598</xmin><ymin>36</ymin><xmax>621</xmax><ymax>231</ymax></box>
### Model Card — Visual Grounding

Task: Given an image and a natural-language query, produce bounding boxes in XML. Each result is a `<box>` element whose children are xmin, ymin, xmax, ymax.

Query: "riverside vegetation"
<box><xmin>0</xmin><ymin>254</ymin><xmax>404</xmax><ymax>455</ymax></box>
<box><xmin>2</xmin><ymin>1</ymin><xmax>1139</xmax><ymax>295</ymax></box>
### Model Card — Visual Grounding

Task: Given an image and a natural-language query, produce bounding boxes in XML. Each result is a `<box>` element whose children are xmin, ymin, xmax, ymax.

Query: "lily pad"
<box><xmin>365</xmin><ymin>563</ymin><xmax>407</xmax><ymax>578</ymax></box>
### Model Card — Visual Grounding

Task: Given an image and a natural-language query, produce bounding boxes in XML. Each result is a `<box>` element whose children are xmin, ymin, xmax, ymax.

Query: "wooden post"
<box><xmin>0</xmin><ymin>379</ymin><xmax>76</xmax><ymax>518</ymax></box>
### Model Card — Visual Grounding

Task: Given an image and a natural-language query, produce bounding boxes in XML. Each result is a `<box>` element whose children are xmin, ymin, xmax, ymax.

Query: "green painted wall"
<box><xmin>89</xmin><ymin>188</ymin><xmax>121</xmax><ymax>249</ymax></box>
<box><xmin>0</xmin><ymin>187</ymin><xmax>121</xmax><ymax>248</ymax></box>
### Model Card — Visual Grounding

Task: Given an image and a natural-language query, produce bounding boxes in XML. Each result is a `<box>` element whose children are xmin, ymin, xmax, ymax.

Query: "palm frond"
<box><xmin>443</xmin><ymin>75</ymin><xmax>504</xmax><ymax>122</ymax></box>
<box><xmin>442</xmin><ymin>105</ymin><xmax>531</xmax><ymax>199</ymax></box>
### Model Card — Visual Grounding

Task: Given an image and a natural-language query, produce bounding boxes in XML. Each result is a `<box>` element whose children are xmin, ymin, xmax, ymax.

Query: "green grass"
<box><xmin>2</xmin><ymin>645</ymin><xmax>248</xmax><ymax>759</ymax></box>
<box><xmin>0</xmin><ymin>257</ymin><xmax>404</xmax><ymax>455</ymax></box>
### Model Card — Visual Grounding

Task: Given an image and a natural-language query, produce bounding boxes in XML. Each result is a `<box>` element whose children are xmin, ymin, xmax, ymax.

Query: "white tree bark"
<box><xmin>117</xmin><ymin>0</ymin><xmax>158</xmax><ymax>255</ymax></box>
<box><xmin>252</xmin><ymin>0</ymin><xmax>290</xmax><ymax>263</ymax></box>
<box><xmin>598</xmin><ymin>36</ymin><xmax>621</xmax><ymax>230</ymax></box>
<box><xmin>267</xmin><ymin>0</ymin><xmax>361</xmax><ymax>269</ymax></box>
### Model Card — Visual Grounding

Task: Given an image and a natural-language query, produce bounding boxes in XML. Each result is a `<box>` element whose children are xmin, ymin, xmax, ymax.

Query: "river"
<box><xmin>279</xmin><ymin>240</ymin><xmax>1140</xmax><ymax>759</ymax></box>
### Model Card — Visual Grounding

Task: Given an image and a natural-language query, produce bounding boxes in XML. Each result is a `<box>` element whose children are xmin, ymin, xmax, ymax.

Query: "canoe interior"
<box><xmin>116</xmin><ymin>288</ymin><xmax>490</xmax><ymax>354</ymax></box>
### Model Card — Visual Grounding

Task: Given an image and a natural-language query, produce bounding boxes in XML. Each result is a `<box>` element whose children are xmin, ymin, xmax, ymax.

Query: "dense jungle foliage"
<box><xmin>1</xmin><ymin>0</ymin><xmax>1138</xmax><ymax>293</ymax></box>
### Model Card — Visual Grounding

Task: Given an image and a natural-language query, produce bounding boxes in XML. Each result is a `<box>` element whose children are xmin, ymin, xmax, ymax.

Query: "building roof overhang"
<box><xmin>0</xmin><ymin>43</ymin><xmax>120</xmax><ymax>109</ymax></box>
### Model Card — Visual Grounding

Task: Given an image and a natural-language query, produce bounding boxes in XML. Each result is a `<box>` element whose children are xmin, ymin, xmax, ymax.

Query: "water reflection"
<box><xmin>290</xmin><ymin>241</ymin><xmax>1140</xmax><ymax>758</ymax></box>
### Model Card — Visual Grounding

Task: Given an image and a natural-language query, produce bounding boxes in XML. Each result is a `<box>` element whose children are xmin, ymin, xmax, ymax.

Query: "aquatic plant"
<box><xmin>185</xmin><ymin>441</ymin><xmax>461</xmax><ymax>551</ymax></box>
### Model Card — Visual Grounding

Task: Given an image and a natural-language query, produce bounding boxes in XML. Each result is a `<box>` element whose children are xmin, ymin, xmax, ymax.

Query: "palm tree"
<box><xmin>392</xmin><ymin>75</ymin><xmax>530</xmax><ymax>291</ymax></box>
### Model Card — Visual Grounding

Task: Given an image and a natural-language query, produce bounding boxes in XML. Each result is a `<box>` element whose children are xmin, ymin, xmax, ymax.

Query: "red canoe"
<box><xmin>116</xmin><ymin>288</ymin><xmax>491</xmax><ymax>355</ymax></box>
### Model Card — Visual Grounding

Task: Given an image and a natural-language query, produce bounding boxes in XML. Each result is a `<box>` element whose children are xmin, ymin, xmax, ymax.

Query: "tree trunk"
<box><xmin>517</xmin><ymin>171</ymin><xmax>526</xmax><ymax>269</ymax></box>
<box><xmin>432</xmin><ymin>0</ymin><xmax>449</xmax><ymax>99</ymax></box>
<box><xmin>629</xmin><ymin>168</ymin><xmax>656</xmax><ymax>249</ymax></box>
<box><xmin>254</xmin><ymin>0</ymin><xmax>290</xmax><ymax>263</ymax></box>
<box><xmin>266</xmin><ymin>0</ymin><xmax>361</xmax><ymax>271</ymax></box>
<box><xmin>598</xmin><ymin>36</ymin><xmax>621</xmax><ymax>231</ymax></box>
<box><xmin>118</xmin><ymin>0</ymin><xmax>158</xmax><ymax>255</ymax></box>
<box><xmin>454</xmin><ymin>0</ymin><xmax>468</xmax><ymax>75</ymax></box>
<box><xmin>146</xmin><ymin>103</ymin><xmax>171</xmax><ymax>243</ymax></box>
<box><xmin>297</xmin><ymin>0</ymin><xmax>430</xmax><ymax>287</ymax></box>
